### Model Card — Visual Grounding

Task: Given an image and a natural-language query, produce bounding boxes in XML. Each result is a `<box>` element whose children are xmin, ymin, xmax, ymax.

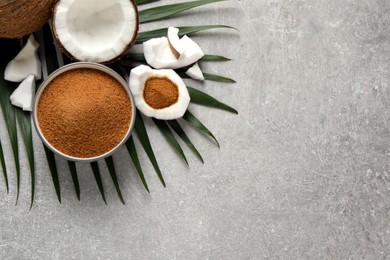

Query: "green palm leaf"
<box><xmin>40</xmin><ymin>26</ymin><xmax>60</xmax><ymax>75</ymax></box>
<box><xmin>135</xmin><ymin>0</ymin><xmax>160</xmax><ymax>5</ymax></box>
<box><xmin>203</xmin><ymin>73</ymin><xmax>236</xmax><ymax>83</ymax></box>
<box><xmin>139</xmin><ymin>0</ymin><xmax>225</xmax><ymax>23</ymax></box>
<box><xmin>123</xmin><ymin>53</ymin><xmax>231</xmax><ymax>64</ymax></box>
<box><xmin>67</xmin><ymin>161</ymin><xmax>80</xmax><ymax>201</ymax></box>
<box><xmin>137</xmin><ymin>25</ymin><xmax>235</xmax><ymax>43</ymax></box>
<box><xmin>16</xmin><ymin>109</ymin><xmax>35</xmax><ymax>208</ymax></box>
<box><xmin>105</xmin><ymin>156</ymin><xmax>125</xmax><ymax>205</ymax></box>
<box><xmin>201</xmin><ymin>54</ymin><xmax>231</xmax><ymax>62</ymax></box>
<box><xmin>135</xmin><ymin>110</ymin><xmax>166</xmax><ymax>187</ymax></box>
<box><xmin>167</xmin><ymin>120</ymin><xmax>204</xmax><ymax>163</ymax></box>
<box><xmin>123</xmin><ymin>53</ymin><xmax>146</xmax><ymax>62</ymax></box>
<box><xmin>125</xmin><ymin>136</ymin><xmax>150</xmax><ymax>192</ymax></box>
<box><xmin>187</xmin><ymin>87</ymin><xmax>238</xmax><ymax>114</ymax></box>
<box><xmin>183</xmin><ymin>111</ymin><xmax>219</xmax><ymax>147</ymax></box>
<box><xmin>90</xmin><ymin>162</ymin><xmax>107</xmax><ymax>204</ymax></box>
<box><xmin>152</xmin><ymin>119</ymin><xmax>188</xmax><ymax>165</ymax></box>
<box><xmin>0</xmin><ymin>40</ymin><xmax>21</xmax><ymax>203</ymax></box>
<box><xmin>0</xmin><ymin>140</ymin><xmax>9</xmax><ymax>194</ymax></box>
<box><xmin>178</xmin><ymin>71</ymin><xmax>236</xmax><ymax>83</ymax></box>
<box><xmin>44</xmin><ymin>147</ymin><xmax>61</xmax><ymax>203</ymax></box>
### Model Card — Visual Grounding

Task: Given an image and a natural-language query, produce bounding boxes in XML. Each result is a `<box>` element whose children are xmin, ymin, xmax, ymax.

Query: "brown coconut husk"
<box><xmin>51</xmin><ymin>0</ymin><xmax>139</xmax><ymax>64</ymax></box>
<box><xmin>0</xmin><ymin>0</ymin><xmax>55</xmax><ymax>38</ymax></box>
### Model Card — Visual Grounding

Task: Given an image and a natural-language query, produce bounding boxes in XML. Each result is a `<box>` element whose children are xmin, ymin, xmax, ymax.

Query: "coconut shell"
<box><xmin>0</xmin><ymin>0</ymin><xmax>55</xmax><ymax>39</ymax></box>
<box><xmin>52</xmin><ymin>0</ymin><xmax>139</xmax><ymax>64</ymax></box>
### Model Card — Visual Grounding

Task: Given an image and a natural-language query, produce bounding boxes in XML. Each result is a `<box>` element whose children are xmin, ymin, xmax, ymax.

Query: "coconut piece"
<box><xmin>4</xmin><ymin>35</ymin><xmax>41</xmax><ymax>82</ymax></box>
<box><xmin>129</xmin><ymin>65</ymin><xmax>190</xmax><ymax>120</ymax></box>
<box><xmin>186</xmin><ymin>62</ymin><xmax>205</xmax><ymax>81</ymax></box>
<box><xmin>167</xmin><ymin>27</ymin><xmax>185</xmax><ymax>58</ymax></box>
<box><xmin>10</xmin><ymin>74</ymin><xmax>35</xmax><ymax>111</ymax></box>
<box><xmin>0</xmin><ymin>0</ymin><xmax>55</xmax><ymax>38</ymax></box>
<box><xmin>143</xmin><ymin>35</ymin><xmax>204</xmax><ymax>69</ymax></box>
<box><xmin>52</xmin><ymin>0</ymin><xmax>139</xmax><ymax>64</ymax></box>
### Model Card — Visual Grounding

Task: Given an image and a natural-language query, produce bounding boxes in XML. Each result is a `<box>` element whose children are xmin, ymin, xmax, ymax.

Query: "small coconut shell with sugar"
<box><xmin>51</xmin><ymin>0</ymin><xmax>139</xmax><ymax>64</ymax></box>
<box><xmin>0</xmin><ymin>0</ymin><xmax>55</xmax><ymax>38</ymax></box>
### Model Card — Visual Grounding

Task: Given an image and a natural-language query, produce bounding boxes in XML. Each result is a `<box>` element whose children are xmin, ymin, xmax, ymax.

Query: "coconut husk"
<box><xmin>0</xmin><ymin>0</ymin><xmax>55</xmax><ymax>39</ymax></box>
<box><xmin>51</xmin><ymin>0</ymin><xmax>139</xmax><ymax>64</ymax></box>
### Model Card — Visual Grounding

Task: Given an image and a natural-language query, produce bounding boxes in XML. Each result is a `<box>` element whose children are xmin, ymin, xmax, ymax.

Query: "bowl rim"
<box><xmin>33</xmin><ymin>62</ymin><xmax>136</xmax><ymax>162</ymax></box>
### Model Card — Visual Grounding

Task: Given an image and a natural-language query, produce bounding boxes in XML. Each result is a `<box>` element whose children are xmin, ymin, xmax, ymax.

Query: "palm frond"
<box><xmin>153</xmin><ymin>119</ymin><xmax>188</xmax><ymax>165</ymax></box>
<box><xmin>178</xmin><ymin>71</ymin><xmax>236</xmax><ymax>83</ymax></box>
<box><xmin>201</xmin><ymin>54</ymin><xmax>231</xmax><ymax>62</ymax></box>
<box><xmin>136</xmin><ymin>25</ymin><xmax>235</xmax><ymax>43</ymax></box>
<box><xmin>0</xmin><ymin>39</ymin><xmax>21</xmax><ymax>203</ymax></box>
<box><xmin>139</xmin><ymin>0</ymin><xmax>225</xmax><ymax>23</ymax></box>
<box><xmin>135</xmin><ymin>0</ymin><xmax>161</xmax><ymax>5</ymax></box>
<box><xmin>183</xmin><ymin>111</ymin><xmax>219</xmax><ymax>147</ymax></box>
<box><xmin>123</xmin><ymin>53</ymin><xmax>146</xmax><ymax>62</ymax></box>
<box><xmin>125</xmin><ymin>136</ymin><xmax>150</xmax><ymax>193</ymax></box>
<box><xmin>16</xmin><ymin>109</ymin><xmax>35</xmax><ymax>208</ymax></box>
<box><xmin>187</xmin><ymin>86</ymin><xmax>238</xmax><ymax>114</ymax></box>
<box><xmin>40</xmin><ymin>25</ymin><xmax>60</xmax><ymax>75</ymax></box>
<box><xmin>67</xmin><ymin>161</ymin><xmax>80</xmax><ymax>201</ymax></box>
<box><xmin>44</xmin><ymin>147</ymin><xmax>61</xmax><ymax>203</ymax></box>
<box><xmin>167</xmin><ymin>120</ymin><xmax>204</xmax><ymax>163</ymax></box>
<box><xmin>90</xmin><ymin>162</ymin><xmax>107</xmax><ymax>204</ymax></box>
<box><xmin>134</xmin><ymin>110</ymin><xmax>166</xmax><ymax>187</ymax></box>
<box><xmin>203</xmin><ymin>73</ymin><xmax>236</xmax><ymax>83</ymax></box>
<box><xmin>123</xmin><ymin>53</ymin><xmax>231</xmax><ymax>64</ymax></box>
<box><xmin>0</xmin><ymin>140</ymin><xmax>9</xmax><ymax>194</ymax></box>
<box><xmin>105</xmin><ymin>157</ymin><xmax>125</xmax><ymax>205</ymax></box>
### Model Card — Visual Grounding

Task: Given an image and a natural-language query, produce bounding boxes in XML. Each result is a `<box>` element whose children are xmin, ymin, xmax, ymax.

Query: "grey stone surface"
<box><xmin>0</xmin><ymin>0</ymin><xmax>390</xmax><ymax>259</ymax></box>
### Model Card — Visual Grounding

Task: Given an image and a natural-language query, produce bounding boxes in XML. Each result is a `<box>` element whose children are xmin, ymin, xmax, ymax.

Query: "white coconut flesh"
<box><xmin>4</xmin><ymin>34</ymin><xmax>41</xmax><ymax>82</ymax></box>
<box><xmin>53</xmin><ymin>0</ymin><xmax>138</xmax><ymax>63</ymax></box>
<box><xmin>167</xmin><ymin>26</ymin><xmax>185</xmax><ymax>57</ymax></box>
<box><xmin>143</xmin><ymin>35</ymin><xmax>204</xmax><ymax>69</ymax></box>
<box><xmin>129</xmin><ymin>65</ymin><xmax>190</xmax><ymax>120</ymax></box>
<box><xmin>10</xmin><ymin>74</ymin><xmax>36</xmax><ymax>111</ymax></box>
<box><xmin>186</xmin><ymin>62</ymin><xmax>204</xmax><ymax>80</ymax></box>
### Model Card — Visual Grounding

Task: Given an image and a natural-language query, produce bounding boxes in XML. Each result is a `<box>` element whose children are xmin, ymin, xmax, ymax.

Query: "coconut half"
<box><xmin>129</xmin><ymin>65</ymin><xmax>190</xmax><ymax>120</ymax></box>
<box><xmin>4</xmin><ymin>34</ymin><xmax>41</xmax><ymax>82</ymax></box>
<box><xmin>52</xmin><ymin>0</ymin><xmax>139</xmax><ymax>63</ymax></box>
<box><xmin>0</xmin><ymin>0</ymin><xmax>55</xmax><ymax>38</ymax></box>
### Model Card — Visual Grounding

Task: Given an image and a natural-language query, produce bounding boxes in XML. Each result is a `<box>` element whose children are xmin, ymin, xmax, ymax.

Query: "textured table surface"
<box><xmin>1</xmin><ymin>0</ymin><xmax>389</xmax><ymax>259</ymax></box>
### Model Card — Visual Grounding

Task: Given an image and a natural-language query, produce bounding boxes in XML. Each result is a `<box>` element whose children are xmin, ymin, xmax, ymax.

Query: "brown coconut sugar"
<box><xmin>143</xmin><ymin>76</ymin><xmax>179</xmax><ymax>109</ymax></box>
<box><xmin>37</xmin><ymin>68</ymin><xmax>132</xmax><ymax>158</ymax></box>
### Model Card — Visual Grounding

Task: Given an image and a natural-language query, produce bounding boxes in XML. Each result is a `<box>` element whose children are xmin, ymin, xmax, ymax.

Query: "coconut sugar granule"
<box><xmin>143</xmin><ymin>76</ymin><xmax>179</xmax><ymax>109</ymax></box>
<box><xmin>37</xmin><ymin>68</ymin><xmax>132</xmax><ymax>158</ymax></box>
